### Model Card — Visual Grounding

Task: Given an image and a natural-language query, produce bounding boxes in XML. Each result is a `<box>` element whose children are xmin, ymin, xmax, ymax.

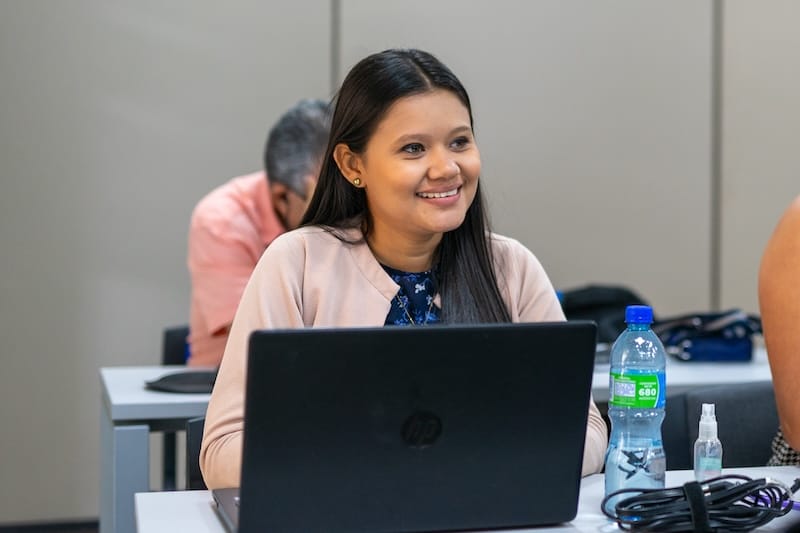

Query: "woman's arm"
<box><xmin>760</xmin><ymin>196</ymin><xmax>800</xmax><ymax>449</ymax></box>
<box><xmin>199</xmin><ymin>232</ymin><xmax>307</xmax><ymax>488</ymax></box>
<box><xmin>495</xmin><ymin>235</ymin><xmax>608</xmax><ymax>475</ymax></box>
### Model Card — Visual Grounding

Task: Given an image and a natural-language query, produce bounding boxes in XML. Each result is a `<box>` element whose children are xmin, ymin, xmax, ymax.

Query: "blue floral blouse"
<box><xmin>382</xmin><ymin>265</ymin><xmax>441</xmax><ymax>326</ymax></box>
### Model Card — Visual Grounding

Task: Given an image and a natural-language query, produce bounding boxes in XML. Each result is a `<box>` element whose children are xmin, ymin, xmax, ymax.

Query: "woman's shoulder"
<box><xmin>487</xmin><ymin>232</ymin><xmax>536</xmax><ymax>259</ymax></box>
<box><xmin>487</xmin><ymin>232</ymin><xmax>550</xmax><ymax>283</ymax></box>
<box><xmin>486</xmin><ymin>232</ymin><xmax>561</xmax><ymax>321</ymax></box>
<box><xmin>269</xmin><ymin>225</ymin><xmax>359</xmax><ymax>248</ymax></box>
<box><xmin>263</xmin><ymin>225</ymin><xmax>366</xmax><ymax>266</ymax></box>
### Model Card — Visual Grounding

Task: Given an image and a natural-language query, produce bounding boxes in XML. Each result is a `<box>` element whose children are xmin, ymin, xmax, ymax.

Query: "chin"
<box><xmin>430</xmin><ymin>215</ymin><xmax>468</xmax><ymax>234</ymax></box>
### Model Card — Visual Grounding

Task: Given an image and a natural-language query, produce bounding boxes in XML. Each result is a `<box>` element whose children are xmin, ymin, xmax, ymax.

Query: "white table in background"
<box><xmin>135</xmin><ymin>466</ymin><xmax>800</xmax><ymax>532</ymax></box>
<box><xmin>100</xmin><ymin>366</ymin><xmax>212</xmax><ymax>533</ymax></box>
<box><xmin>591</xmin><ymin>346</ymin><xmax>771</xmax><ymax>403</ymax></box>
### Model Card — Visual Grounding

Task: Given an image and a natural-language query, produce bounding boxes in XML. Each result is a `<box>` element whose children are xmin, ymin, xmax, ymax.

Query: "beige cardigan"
<box><xmin>200</xmin><ymin>226</ymin><xmax>608</xmax><ymax>488</ymax></box>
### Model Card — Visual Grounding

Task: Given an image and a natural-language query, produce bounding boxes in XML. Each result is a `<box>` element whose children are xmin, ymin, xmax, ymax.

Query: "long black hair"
<box><xmin>302</xmin><ymin>48</ymin><xmax>510</xmax><ymax>324</ymax></box>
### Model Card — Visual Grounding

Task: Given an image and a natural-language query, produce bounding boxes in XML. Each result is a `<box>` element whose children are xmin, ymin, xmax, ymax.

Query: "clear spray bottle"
<box><xmin>694</xmin><ymin>403</ymin><xmax>723</xmax><ymax>481</ymax></box>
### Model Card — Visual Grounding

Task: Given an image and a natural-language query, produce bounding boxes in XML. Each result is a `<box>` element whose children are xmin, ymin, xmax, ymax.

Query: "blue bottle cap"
<box><xmin>625</xmin><ymin>305</ymin><xmax>653</xmax><ymax>324</ymax></box>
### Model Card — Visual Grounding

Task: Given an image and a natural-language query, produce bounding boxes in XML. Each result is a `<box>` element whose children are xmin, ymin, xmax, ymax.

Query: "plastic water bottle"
<box><xmin>694</xmin><ymin>403</ymin><xmax>723</xmax><ymax>481</ymax></box>
<box><xmin>604</xmin><ymin>305</ymin><xmax>667</xmax><ymax>511</ymax></box>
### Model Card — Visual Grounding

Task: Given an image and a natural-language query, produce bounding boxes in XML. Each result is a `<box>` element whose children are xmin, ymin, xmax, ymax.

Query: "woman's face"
<box><xmin>352</xmin><ymin>89</ymin><xmax>480</xmax><ymax>245</ymax></box>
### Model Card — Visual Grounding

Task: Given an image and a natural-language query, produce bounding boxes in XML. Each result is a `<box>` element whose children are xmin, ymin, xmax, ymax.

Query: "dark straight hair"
<box><xmin>302</xmin><ymin>48</ymin><xmax>510</xmax><ymax>324</ymax></box>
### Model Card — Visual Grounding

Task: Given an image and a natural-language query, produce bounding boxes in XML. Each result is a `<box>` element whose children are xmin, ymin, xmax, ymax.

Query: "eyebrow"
<box><xmin>393</xmin><ymin>125</ymin><xmax>472</xmax><ymax>145</ymax></box>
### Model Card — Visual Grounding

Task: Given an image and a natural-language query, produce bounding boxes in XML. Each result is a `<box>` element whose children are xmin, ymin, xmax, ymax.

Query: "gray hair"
<box><xmin>264</xmin><ymin>99</ymin><xmax>331</xmax><ymax>197</ymax></box>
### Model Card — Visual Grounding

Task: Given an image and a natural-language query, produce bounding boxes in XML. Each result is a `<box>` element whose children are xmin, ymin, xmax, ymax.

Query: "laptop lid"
<box><xmin>237</xmin><ymin>321</ymin><xmax>597</xmax><ymax>533</ymax></box>
<box><xmin>211</xmin><ymin>488</ymin><xmax>239</xmax><ymax>533</ymax></box>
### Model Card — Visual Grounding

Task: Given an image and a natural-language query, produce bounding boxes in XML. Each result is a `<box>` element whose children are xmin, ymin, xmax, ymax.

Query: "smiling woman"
<box><xmin>334</xmin><ymin>90</ymin><xmax>480</xmax><ymax>272</ymax></box>
<box><xmin>199</xmin><ymin>48</ymin><xmax>608</xmax><ymax>489</ymax></box>
<box><xmin>304</xmin><ymin>48</ymin><xmax>508</xmax><ymax>324</ymax></box>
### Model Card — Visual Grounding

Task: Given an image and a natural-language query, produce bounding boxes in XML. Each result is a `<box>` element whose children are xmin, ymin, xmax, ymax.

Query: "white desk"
<box><xmin>591</xmin><ymin>346</ymin><xmax>771</xmax><ymax>403</ymax></box>
<box><xmin>109</xmin><ymin>348</ymin><xmax>772</xmax><ymax>533</ymax></box>
<box><xmin>100</xmin><ymin>366</ymin><xmax>212</xmax><ymax>533</ymax></box>
<box><xmin>135</xmin><ymin>466</ymin><xmax>800</xmax><ymax>532</ymax></box>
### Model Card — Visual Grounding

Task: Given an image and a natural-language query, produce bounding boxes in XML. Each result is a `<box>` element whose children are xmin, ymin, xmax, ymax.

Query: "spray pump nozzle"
<box><xmin>698</xmin><ymin>403</ymin><xmax>718</xmax><ymax>440</ymax></box>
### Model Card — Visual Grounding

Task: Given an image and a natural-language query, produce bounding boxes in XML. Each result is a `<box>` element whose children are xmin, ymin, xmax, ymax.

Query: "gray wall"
<box><xmin>0</xmin><ymin>0</ymin><xmax>796</xmax><ymax>524</ymax></box>
<box><xmin>0</xmin><ymin>0</ymin><xmax>331</xmax><ymax>523</ymax></box>
<box><xmin>340</xmin><ymin>0</ymin><xmax>714</xmax><ymax>313</ymax></box>
<box><xmin>720</xmin><ymin>0</ymin><xmax>800</xmax><ymax>310</ymax></box>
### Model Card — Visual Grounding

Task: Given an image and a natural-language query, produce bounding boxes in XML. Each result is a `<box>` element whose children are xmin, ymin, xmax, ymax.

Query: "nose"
<box><xmin>427</xmin><ymin>148</ymin><xmax>459</xmax><ymax>180</ymax></box>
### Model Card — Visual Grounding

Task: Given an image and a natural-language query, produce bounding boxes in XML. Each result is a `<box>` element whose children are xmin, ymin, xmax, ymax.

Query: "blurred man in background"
<box><xmin>187</xmin><ymin>99</ymin><xmax>331</xmax><ymax>366</ymax></box>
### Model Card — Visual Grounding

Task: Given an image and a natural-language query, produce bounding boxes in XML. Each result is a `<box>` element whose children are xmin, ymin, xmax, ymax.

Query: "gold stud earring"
<box><xmin>353</xmin><ymin>177</ymin><xmax>361</xmax><ymax>187</ymax></box>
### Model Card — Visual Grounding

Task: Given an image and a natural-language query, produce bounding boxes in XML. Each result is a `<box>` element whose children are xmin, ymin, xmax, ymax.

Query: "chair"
<box><xmin>662</xmin><ymin>392</ymin><xmax>691</xmax><ymax>470</ymax></box>
<box><xmin>662</xmin><ymin>381</ymin><xmax>778</xmax><ymax>470</ymax></box>
<box><xmin>163</xmin><ymin>324</ymin><xmax>190</xmax><ymax>365</ymax></box>
<box><xmin>186</xmin><ymin>416</ymin><xmax>207</xmax><ymax>490</ymax></box>
<box><xmin>161</xmin><ymin>324</ymin><xmax>190</xmax><ymax>490</ymax></box>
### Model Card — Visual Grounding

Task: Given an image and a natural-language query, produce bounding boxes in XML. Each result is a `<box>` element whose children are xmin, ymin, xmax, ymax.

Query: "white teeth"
<box><xmin>417</xmin><ymin>189</ymin><xmax>458</xmax><ymax>199</ymax></box>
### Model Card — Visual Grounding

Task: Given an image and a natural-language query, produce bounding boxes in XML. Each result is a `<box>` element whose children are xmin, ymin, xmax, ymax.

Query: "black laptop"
<box><xmin>213</xmin><ymin>321</ymin><xmax>597</xmax><ymax>533</ymax></box>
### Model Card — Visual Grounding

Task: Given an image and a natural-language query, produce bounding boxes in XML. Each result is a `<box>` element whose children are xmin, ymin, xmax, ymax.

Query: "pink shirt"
<box><xmin>200</xmin><ymin>226</ymin><xmax>608</xmax><ymax>488</ymax></box>
<box><xmin>187</xmin><ymin>171</ymin><xmax>286</xmax><ymax>366</ymax></box>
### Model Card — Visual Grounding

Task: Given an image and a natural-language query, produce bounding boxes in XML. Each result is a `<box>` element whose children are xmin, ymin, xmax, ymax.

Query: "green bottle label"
<box><xmin>609</xmin><ymin>372</ymin><xmax>664</xmax><ymax>408</ymax></box>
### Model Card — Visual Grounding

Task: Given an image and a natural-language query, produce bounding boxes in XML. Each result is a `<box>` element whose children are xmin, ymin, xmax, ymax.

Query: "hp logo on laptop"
<box><xmin>401</xmin><ymin>411</ymin><xmax>442</xmax><ymax>448</ymax></box>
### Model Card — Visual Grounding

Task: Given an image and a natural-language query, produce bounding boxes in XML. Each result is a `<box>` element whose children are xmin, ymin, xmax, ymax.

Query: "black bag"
<box><xmin>560</xmin><ymin>284</ymin><xmax>653</xmax><ymax>345</ymax></box>
<box><xmin>652</xmin><ymin>309</ymin><xmax>761</xmax><ymax>362</ymax></box>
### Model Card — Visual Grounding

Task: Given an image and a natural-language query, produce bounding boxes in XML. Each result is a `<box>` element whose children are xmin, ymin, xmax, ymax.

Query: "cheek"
<box><xmin>464</xmin><ymin>159</ymin><xmax>481</xmax><ymax>183</ymax></box>
<box><xmin>368</xmin><ymin>162</ymin><xmax>416</xmax><ymax>192</ymax></box>
<box><xmin>458</xmin><ymin>152</ymin><xmax>481</xmax><ymax>180</ymax></box>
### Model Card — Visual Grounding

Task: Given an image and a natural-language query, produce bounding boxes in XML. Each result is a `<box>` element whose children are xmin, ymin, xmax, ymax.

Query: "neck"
<box><xmin>366</xmin><ymin>223</ymin><xmax>441</xmax><ymax>273</ymax></box>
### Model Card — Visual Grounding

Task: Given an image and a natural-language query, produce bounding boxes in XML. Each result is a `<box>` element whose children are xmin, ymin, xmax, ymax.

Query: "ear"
<box><xmin>269</xmin><ymin>181</ymin><xmax>291</xmax><ymax>224</ymax></box>
<box><xmin>333</xmin><ymin>143</ymin><xmax>364</xmax><ymax>185</ymax></box>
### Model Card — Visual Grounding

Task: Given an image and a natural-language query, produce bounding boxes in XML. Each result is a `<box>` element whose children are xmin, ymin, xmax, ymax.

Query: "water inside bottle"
<box><xmin>604</xmin><ymin>433</ymin><xmax>666</xmax><ymax>513</ymax></box>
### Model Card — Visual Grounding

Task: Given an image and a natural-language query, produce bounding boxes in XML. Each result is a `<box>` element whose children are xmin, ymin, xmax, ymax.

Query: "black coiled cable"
<box><xmin>601</xmin><ymin>474</ymin><xmax>800</xmax><ymax>532</ymax></box>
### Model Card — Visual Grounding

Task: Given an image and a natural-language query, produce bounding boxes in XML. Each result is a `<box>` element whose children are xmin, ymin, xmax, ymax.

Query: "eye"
<box><xmin>401</xmin><ymin>143</ymin><xmax>425</xmax><ymax>154</ymax></box>
<box><xmin>450</xmin><ymin>136</ymin><xmax>471</xmax><ymax>150</ymax></box>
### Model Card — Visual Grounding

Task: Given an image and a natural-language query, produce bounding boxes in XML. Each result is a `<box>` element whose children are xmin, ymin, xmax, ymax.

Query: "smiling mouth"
<box><xmin>416</xmin><ymin>187</ymin><xmax>460</xmax><ymax>199</ymax></box>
